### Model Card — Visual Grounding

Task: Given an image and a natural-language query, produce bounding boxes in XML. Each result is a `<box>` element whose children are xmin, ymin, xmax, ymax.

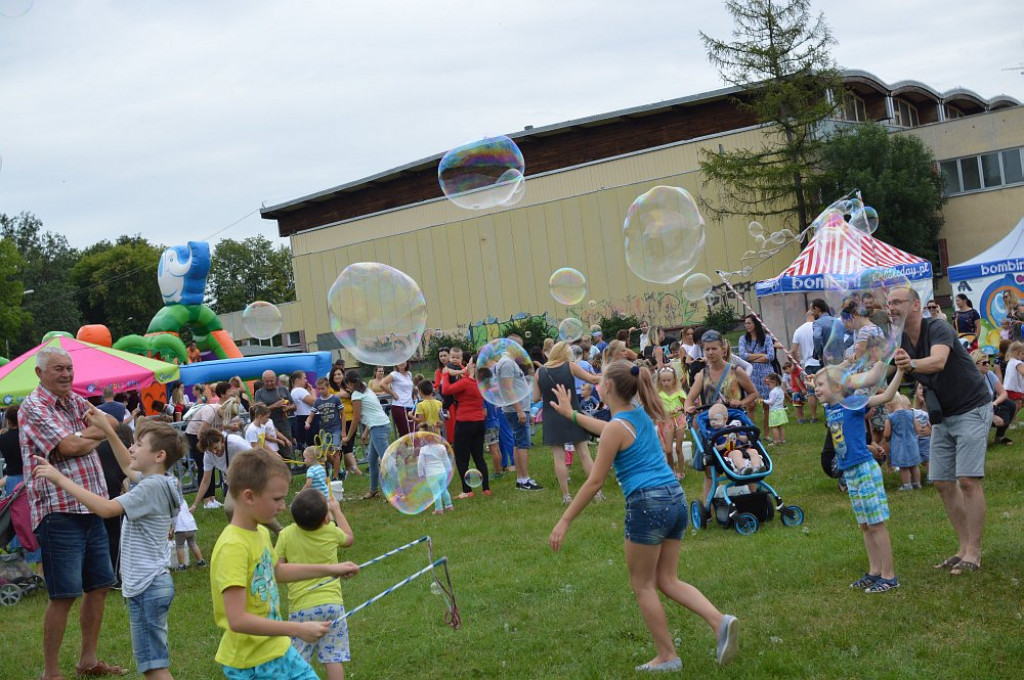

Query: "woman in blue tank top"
<box><xmin>547</xmin><ymin>360</ymin><xmax>739</xmax><ymax>673</ymax></box>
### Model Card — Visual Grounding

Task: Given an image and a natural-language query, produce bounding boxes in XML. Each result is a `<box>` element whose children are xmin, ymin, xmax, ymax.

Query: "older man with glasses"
<box><xmin>889</xmin><ymin>287</ymin><xmax>992</xmax><ymax>577</ymax></box>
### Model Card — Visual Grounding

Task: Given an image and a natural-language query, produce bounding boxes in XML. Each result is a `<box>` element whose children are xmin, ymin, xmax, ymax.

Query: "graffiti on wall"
<box><xmin>565</xmin><ymin>279</ymin><xmax>758</xmax><ymax>328</ymax></box>
<box><xmin>468</xmin><ymin>312</ymin><xmax>554</xmax><ymax>346</ymax></box>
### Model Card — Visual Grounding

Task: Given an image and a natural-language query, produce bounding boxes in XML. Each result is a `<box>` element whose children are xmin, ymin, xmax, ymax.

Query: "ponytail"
<box><xmin>603</xmin><ymin>360</ymin><xmax>668</xmax><ymax>423</ymax></box>
<box><xmin>344</xmin><ymin>369</ymin><xmax>367</xmax><ymax>393</ymax></box>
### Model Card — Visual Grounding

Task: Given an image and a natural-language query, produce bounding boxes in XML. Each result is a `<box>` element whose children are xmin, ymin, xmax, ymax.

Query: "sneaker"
<box><xmin>635</xmin><ymin>658</ymin><xmax>683</xmax><ymax>673</ymax></box>
<box><xmin>850</xmin><ymin>573</ymin><xmax>880</xmax><ymax>589</ymax></box>
<box><xmin>897</xmin><ymin>484</ymin><xmax>914</xmax><ymax>492</ymax></box>
<box><xmin>516</xmin><ymin>479</ymin><xmax>543</xmax><ymax>491</ymax></box>
<box><xmin>492</xmin><ymin>471</ymin><xmax>505</xmax><ymax>480</ymax></box>
<box><xmin>716</xmin><ymin>614</ymin><xmax>739</xmax><ymax>666</ymax></box>
<box><xmin>515</xmin><ymin>481</ymin><xmax>529</xmax><ymax>490</ymax></box>
<box><xmin>912</xmin><ymin>483</ymin><xmax>922</xmax><ymax>489</ymax></box>
<box><xmin>865</xmin><ymin>577</ymin><xmax>899</xmax><ymax>593</ymax></box>
<box><xmin>175</xmin><ymin>565</ymin><xmax>187</xmax><ymax>571</ymax></box>
<box><xmin>196</xmin><ymin>560</ymin><xmax>207</xmax><ymax>568</ymax></box>
<box><xmin>562</xmin><ymin>494</ymin><xmax>573</xmax><ymax>505</ymax></box>
<box><xmin>444</xmin><ymin>505</ymin><xmax>454</xmax><ymax>512</ymax></box>
<box><xmin>203</xmin><ymin>499</ymin><xmax>223</xmax><ymax>509</ymax></box>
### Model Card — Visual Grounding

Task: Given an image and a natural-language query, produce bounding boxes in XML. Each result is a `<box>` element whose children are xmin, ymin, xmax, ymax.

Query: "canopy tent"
<box><xmin>754</xmin><ymin>223</ymin><xmax>934</xmax><ymax>347</ymax></box>
<box><xmin>947</xmin><ymin>216</ymin><xmax>1024</xmax><ymax>352</ymax></box>
<box><xmin>0</xmin><ymin>336</ymin><xmax>180</xmax><ymax>406</ymax></box>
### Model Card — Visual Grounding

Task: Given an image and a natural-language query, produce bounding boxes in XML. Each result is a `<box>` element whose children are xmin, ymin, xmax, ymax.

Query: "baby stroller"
<box><xmin>0</xmin><ymin>483</ymin><xmax>45</xmax><ymax>605</ymax></box>
<box><xmin>687</xmin><ymin>407</ymin><xmax>804</xmax><ymax>536</ymax></box>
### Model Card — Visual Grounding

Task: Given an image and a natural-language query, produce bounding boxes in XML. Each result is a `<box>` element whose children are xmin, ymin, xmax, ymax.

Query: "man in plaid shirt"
<box><xmin>20</xmin><ymin>345</ymin><xmax>128</xmax><ymax>679</ymax></box>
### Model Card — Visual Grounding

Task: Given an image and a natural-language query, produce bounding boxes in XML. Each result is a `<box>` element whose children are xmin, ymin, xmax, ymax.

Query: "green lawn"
<box><xmin>3</xmin><ymin>420</ymin><xmax>1023</xmax><ymax>679</ymax></box>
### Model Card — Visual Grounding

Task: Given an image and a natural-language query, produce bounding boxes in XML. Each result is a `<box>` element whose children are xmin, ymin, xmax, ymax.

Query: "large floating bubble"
<box><xmin>328</xmin><ymin>263</ymin><xmax>428</xmax><ymax>366</ymax></box>
<box><xmin>682</xmin><ymin>273</ymin><xmax>712</xmax><ymax>302</ymax></box>
<box><xmin>464</xmin><ymin>469</ymin><xmax>483</xmax><ymax>489</ymax></box>
<box><xmin>558</xmin><ymin>317</ymin><xmax>585</xmax><ymax>342</ymax></box>
<box><xmin>475</xmin><ymin>338</ymin><xmax>533</xmax><ymax>407</ymax></box>
<box><xmin>438</xmin><ymin>136</ymin><xmax>525</xmax><ymax>210</ymax></box>
<box><xmin>242</xmin><ymin>301</ymin><xmax>283</xmax><ymax>340</ymax></box>
<box><xmin>549</xmin><ymin>267</ymin><xmax>587</xmax><ymax>305</ymax></box>
<box><xmin>849</xmin><ymin>205</ymin><xmax>880</xmax><ymax>235</ymax></box>
<box><xmin>623</xmin><ymin>186</ymin><xmax>705</xmax><ymax>284</ymax></box>
<box><xmin>380</xmin><ymin>432</ymin><xmax>453</xmax><ymax>515</ymax></box>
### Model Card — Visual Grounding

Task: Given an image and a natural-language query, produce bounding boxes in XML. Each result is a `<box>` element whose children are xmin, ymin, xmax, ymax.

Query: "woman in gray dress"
<box><xmin>534</xmin><ymin>341</ymin><xmax>602</xmax><ymax>504</ymax></box>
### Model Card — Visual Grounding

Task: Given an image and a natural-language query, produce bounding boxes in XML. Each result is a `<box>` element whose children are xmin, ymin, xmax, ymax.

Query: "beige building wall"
<box><xmin>285</xmin><ymin>127</ymin><xmax>799</xmax><ymax>350</ymax></box>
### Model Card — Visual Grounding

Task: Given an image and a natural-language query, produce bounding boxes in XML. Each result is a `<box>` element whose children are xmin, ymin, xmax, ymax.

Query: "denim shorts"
<box><xmin>504</xmin><ymin>412</ymin><xmax>531</xmax><ymax>449</ymax></box>
<box><xmin>128</xmin><ymin>573</ymin><xmax>174</xmax><ymax>672</ymax></box>
<box><xmin>289</xmin><ymin>603</ymin><xmax>350</xmax><ymax>664</ymax></box>
<box><xmin>222</xmin><ymin>646</ymin><xmax>319</xmax><ymax>680</ymax></box>
<box><xmin>624</xmin><ymin>484</ymin><xmax>687</xmax><ymax>545</ymax></box>
<box><xmin>35</xmin><ymin>512</ymin><xmax>116</xmax><ymax>599</ymax></box>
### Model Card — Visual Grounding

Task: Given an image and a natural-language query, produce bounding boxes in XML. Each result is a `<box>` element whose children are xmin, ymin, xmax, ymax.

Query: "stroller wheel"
<box><xmin>690</xmin><ymin>500</ymin><xmax>709</xmax><ymax>531</ymax></box>
<box><xmin>0</xmin><ymin>583</ymin><xmax>21</xmax><ymax>606</ymax></box>
<box><xmin>734</xmin><ymin>513</ymin><xmax>759</xmax><ymax>536</ymax></box>
<box><xmin>781</xmin><ymin>505</ymin><xmax>805</xmax><ymax>527</ymax></box>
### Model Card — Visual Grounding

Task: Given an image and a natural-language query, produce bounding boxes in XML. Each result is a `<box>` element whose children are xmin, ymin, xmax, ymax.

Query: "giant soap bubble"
<box><xmin>558</xmin><ymin>317</ymin><xmax>585</xmax><ymax>342</ymax></box>
<box><xmin>623</xmin><ymin>186</ymin><xmax>705</xmax><ymax>284</ymax></box>
<box><xmin>682</xmin><ymin>273</ymin><xmax>712</xmax><ymax>302</ymax></box>
<box><xmin>380</xmin><ymin>432</ymin><xmax>453</xmax><ymax>515</ymax></box>
<box><xmin>438</xmin><ymin>136</ymin><xmax>525</xmax><ymax>210</ymax></box>
<box><xmin>328</xmin><ymin>263</ymin><xmax>428</xmax><ymax>365</ymax></box>
<box><xmin>242</xmin><ymin>301</ymin><xmax>283</xmax><ymax>340</ymax></box>
<box><xmin>475</xmin><ymin>338</ymin><xmax>533</xmax><ymax>407</ymax></box>
<box><xmin>549</xmin><ymin>267</ymin><xmax>587</xmax><ymax>305</ymax></box>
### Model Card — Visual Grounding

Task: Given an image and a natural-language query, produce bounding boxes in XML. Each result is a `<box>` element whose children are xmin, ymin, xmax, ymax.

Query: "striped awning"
<box><xmin>756</xmin><ymin>223</ymin><xmax>933</xmax><ymax>296</ymax></box>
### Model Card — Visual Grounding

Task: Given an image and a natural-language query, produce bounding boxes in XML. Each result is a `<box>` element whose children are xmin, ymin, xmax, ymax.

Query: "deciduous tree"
<box><xmin>207</xmin><ymin>236</ymin><xmax>295</xmax><ymax>314</ymax></box>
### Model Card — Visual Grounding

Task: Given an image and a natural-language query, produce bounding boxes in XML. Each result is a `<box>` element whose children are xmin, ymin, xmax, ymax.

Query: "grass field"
<box><xmin>3</xmin><ymin>419</ymin><xmax>1023</xmax><ymax>679</ymax></box>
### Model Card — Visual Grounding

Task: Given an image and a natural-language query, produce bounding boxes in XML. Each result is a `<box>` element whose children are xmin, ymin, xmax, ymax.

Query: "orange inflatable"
<box><xmin>77</xmin><ymin>324</ymin><xmax>113</xmax><ymax>347</ymax></box>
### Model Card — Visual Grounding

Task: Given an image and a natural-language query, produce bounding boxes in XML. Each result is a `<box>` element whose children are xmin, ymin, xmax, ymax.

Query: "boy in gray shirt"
<box><xmin>33</xmin><ymin>415</ymin><xmax>187</xmax><ymax>679</ymax></box>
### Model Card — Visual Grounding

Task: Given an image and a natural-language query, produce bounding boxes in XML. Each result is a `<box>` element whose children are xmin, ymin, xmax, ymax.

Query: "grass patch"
<box><xmin>3</xmin><ymin>421</ymin><xmax>1023</xmax><ymax>678</ymax></box>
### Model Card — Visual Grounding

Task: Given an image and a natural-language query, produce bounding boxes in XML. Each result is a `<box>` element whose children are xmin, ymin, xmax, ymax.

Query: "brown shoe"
<box><xmin>75</xmin><ymin>660</ymin><xmax>129</xmax><ymax>676</ymax></box>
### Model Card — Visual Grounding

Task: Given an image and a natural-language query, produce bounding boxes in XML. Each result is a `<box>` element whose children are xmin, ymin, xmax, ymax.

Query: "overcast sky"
<box><xmin>1</xmin><ymin>0</ymin><xmax>1020</xmax><ymax>250</ymax></box>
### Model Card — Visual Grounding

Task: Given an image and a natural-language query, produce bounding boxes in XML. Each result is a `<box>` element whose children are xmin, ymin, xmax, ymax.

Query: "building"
<box><xmin>222</xmin><ymin>70</ymin><xmax>1021</xmax><ymax>356</ymax></box>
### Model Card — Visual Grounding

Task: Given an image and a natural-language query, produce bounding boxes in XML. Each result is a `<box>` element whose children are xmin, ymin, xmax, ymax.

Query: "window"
<box><xmin>945</xmin><ymin>105</ymin><xmax>965</xmax><ymax>120</ymax></box>
<box><xmin>938</xmin><ymin>147</ymin><xmax>1024</xmax><ymax>196</ymax></box>
<box><xmin>894</xmin><ymin>99</ymin><xmax>920</xmax><ymax>128</ymax></box>
<box><xmin>285</xmin><ymin>331</ymin><xmax>301</xmax><ymax>346</ymax></box>
<box><xmin>838</xmin><ymin>92</ymin><xmax>867</xmax><ymax>122</ymax></box>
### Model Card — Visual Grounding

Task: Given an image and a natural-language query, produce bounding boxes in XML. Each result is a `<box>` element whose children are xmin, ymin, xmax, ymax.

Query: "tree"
<box><xmin>207</xmin><ymin>236</ymin><xmax>295</xmax><ymax>314</ymax></box>
<box><xmin>807</xmin><ymin>122</ymin><xmax>946</xmax><ymax>266</ymax></box>
<box><xmin>1</xmin><ymin>212</ymin><xmax>82</xmax><ymax>353</ymax></box>
<box><xmin>0</xmin><ymin>238</ymin><xmax>31</xmax><ymax>357</ymax></box>
<box><xmin>70</xmin><ymin>235</ymin><xmax>164</xmax><ymax>339</ymax></box>
<box><xmin>699</xmin><ymin>0</ymin><xmax>842</xmax><ymax>230</ymax></box>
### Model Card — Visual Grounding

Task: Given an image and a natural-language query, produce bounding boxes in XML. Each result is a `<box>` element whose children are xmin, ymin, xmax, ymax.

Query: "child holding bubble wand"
<box><xmin>548</xmin><ymin>360</ymin><xmax>739</xmax><ymax>673</ymax></box>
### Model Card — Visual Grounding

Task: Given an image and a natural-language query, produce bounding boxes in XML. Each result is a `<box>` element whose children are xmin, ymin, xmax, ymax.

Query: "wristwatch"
<box><xmin>908</xmin><ymin>360</ymin><xmax>917</xmax><ymax>373</ymax></box>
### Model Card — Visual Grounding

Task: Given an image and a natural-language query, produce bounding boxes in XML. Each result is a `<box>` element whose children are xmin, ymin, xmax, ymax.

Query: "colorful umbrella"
<box><xmin>0</xmin><ymin>336</ymin><xmax>180</xmax><ymax>407</ymax></box>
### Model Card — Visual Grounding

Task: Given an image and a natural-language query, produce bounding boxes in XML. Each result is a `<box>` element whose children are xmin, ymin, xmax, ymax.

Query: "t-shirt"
<box><xmin>290</xmin><ymin>387</ymin><xmax>314</xmax><ymax>417</ymax></box>
<box><xmin>306</xmin><ymin>464</ymin><xmax>329</xmax><ymax>498</ymax></box>
<box><xmin>351</xmin><ymin>389</ymin><xmax>391</xmax><ymax>428</ymax></box>
<box><xmin>312</xmin><ymin>395</ymin><xmax>343</xmax><ymax>432</ymax></box>
<box><xmin>953</xmin><ymin>308</ymin><xmax>981</xmax><ymax>335</ymax></box>
<box><xmin>245</xmin><ymin>421</ymin><xmax>279</xmax><ymax>452</ymax></box>
<box><xmin>184</xmin><ymin>403</ymin><xmax>219</xmax><ymax>436</ymax></box>
<box><xmin>415</xmin><ymin>398</ymin><xmax>442</xmax><ymax>426</ymax></box>
<box><xmin>253</xmin><ymin>386</ymin><xmax>293</xmax><ymax>433</ymax></box>
<box><xmin>658</xmin><ymin>390</ymin><xmax>685</xmax><ymax>416</ymax></box>
<box><xmin>211</xmin><ymin>524</ymin><xmax>289</xmax><ymax>668</ymax></box>
<box><xmin>416</xmin><ymin>443</ymin><xmax>451</xmax><ymax>479</ymax></box>
<box><xmin>495</xmin><ymin>355</ymin><xmax>531</xmax><ymax>413</ymax></box>
<box><xmin>203</xmin><ymin>450</ymin><xmax>229</xmax><ymax>474</ymax></box>
<box><xmin>389</xmin><ymin>371</ymin><xmax>415</xmax><ymax>408</ymax></box>
<box><xmin>275</xmin><ymin>523</ymin><xmax>348</xmax><ymax>613</ymax></box>
<box><xmin>766</xmin><ymin>386</ymin><xmax>785</xmax><ymax>411</ymax></box>
<box><xmin>97</xmin><ymin>401</ymin><xmax>128</xmax><ymax>423</ymax></box>
<box><xmin>1002</xmin><ymin>358</ymin><xmax>1024</xmax><ymax>393</ymax></box>
<box><xmin>824</xmin><ymin>403</ymin><xmax>871</xmax><ymax>471</ymax></box>
<box><xmin>901</xmin><ymin>318</ymin><xmax>990</xmax><ymax>417</ymax></box>
<box><xmin>117</xmin><ymin>474</ymin><xmax>178</xmax><ymax>598</ymax></box>
<box><xmin>574</xmin><ymin>360</ymin><xmax>594</xmax><ymax>393</ymax></box>
<box><xmin>0</xmin><ymin>428</ymin><xmax>23</xmax><ymax>476</ymax></box>
<box><xmin>792</xmin><ymin>321</ymin><xmax>819</xmax><ymax>368</ymax></box>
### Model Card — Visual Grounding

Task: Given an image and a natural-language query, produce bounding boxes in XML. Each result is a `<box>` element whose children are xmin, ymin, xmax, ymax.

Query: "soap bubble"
<box><xmin>740</xmin><ymin>266</ymin><xmax>753</xmax><ymax>277</ymax></box>
<box><xmin>747</xmin><ymin>221</ymin><xmax>764</xmax><ymax>238</ymax></box>
<box><xmin>819</xmin><ymin>267</ymin><xmax>911</xmax><ymax>409</ymax></box>
<box><xmin>438</xmin><ymin>136</ymin><xmax>525</xmax><ymax>210</ymax></box>
<box><xmin>549</xmin><ymin>268</ymin><xmax>587</xmax><ymax>305</ymax></box>
<box><xmin>623</xmin><ymin>186</ymin><xmax>705</xmax><ymax>284</ymax></box>
<box><xmin>464</xmin><ymin>468</ymin><xmax>483</xmax><ymax>488</ymax></box>
<box><xmin>328</xmin><ymin>263</ymin><xmax>428</xmax><ymax>366</ymax></box>
<box><xmin>475</xmin><ymin>338</ymin><xmax>534</xmax><ymax>407</ymax></box>
<box><xmin>769</xmin><ymin>230</ymin><xmax>789</xmax><ymax>245</ymax></box>
<box><xmin>0</xmin><ymin>0</ymin><xmax>34</xmax><ymax>18</ymax></box>
<box><xmin>588</xmin><ymin>300</ymin><xmax>597</xmax><ymax>308</ymax></box>
<box><xmin>682</xmin><ymin>273</ymin><xmax>712</xmax><ymax>302</ymax></box>
<box><xmin>430</xmin><ymin>581</ymin><xmax>443</xmax><ymax>595</ymax></box>
<box><xmin>849</xmin><ymin>205</ymin><xmax>880</xmax><ymax>235</ymax></box>
<box><xmin>525</xmin><ymin>331</ymin><xmax>533</xmax><ymax>339</ymax></box>
<box><xmin>558</xmin><ymin>318</ymin><xmax>585</xmax><ymax>342</ymax></box>
<box><xmin>242</xmin><ymin>301</ymin><xmax>283</xmax><ymax>340</ymax></box>
<box><xmin>379</xmin><ymin>432</ymin><xmax>453</xmax><ymax>515</ymax></box>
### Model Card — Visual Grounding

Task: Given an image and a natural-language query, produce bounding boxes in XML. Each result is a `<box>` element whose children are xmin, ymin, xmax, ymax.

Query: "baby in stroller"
<box><xmin>708</xmin><ymin>404</ymin><xmax>766</xmax><ymax>476</ymax></box>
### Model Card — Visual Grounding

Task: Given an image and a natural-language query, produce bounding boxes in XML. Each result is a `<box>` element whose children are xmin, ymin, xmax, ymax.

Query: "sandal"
<box><xmin>75</xmin><ymin>661</ymin><xmax>129</xmax><ymax>677</ymax></box>
<box><xmin>949</xmin><ymin>560</ymin><xmax>981</xmax><ymax>576</ymax></box>
<box><xmin>361</xmin><ymin>491</ymin><xmax>379</xmax><ymax>500</ymax></box>
<box><xmin>933</xmin><ymin>555</ymin><xmax>962</xmax><ymax>570</ymax></box>
<box><xmin>454</xmin><ymin>492</ymin><xmax>474</xmax><ymax>500</ymax></box>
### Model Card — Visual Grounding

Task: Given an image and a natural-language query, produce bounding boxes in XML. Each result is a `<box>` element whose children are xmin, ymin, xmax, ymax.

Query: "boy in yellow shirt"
<box><xmin>414</xmin><ymin>380</ymin><xmax>443</xmax><ymax>434</ymax></box>
<box><xmin>276</xmin><ymin>489</ymin><xmax>355</xmax><ymax>679</ymax></box>
<box><xmin>210</xmin><ymin>449</ymin><xmax>359</xmax><ymax>679</ymax></box>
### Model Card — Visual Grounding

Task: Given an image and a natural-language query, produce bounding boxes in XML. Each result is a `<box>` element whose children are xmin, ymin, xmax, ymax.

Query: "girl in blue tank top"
<box><xmin>547</xmin><ymin>360</ymin><xmax>739</xmax><ymax>673</ymax></box>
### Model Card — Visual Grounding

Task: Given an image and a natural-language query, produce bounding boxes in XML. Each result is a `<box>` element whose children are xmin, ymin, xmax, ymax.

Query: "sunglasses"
<box><xmin>978</xmin><ymin>361</ymin><xmax>990</xmax><ymax>366</ymax></box>
<box><xmin>927</xmin><ymin>305</ymin><xmax>939</xmax><ymax>310</ymax></box>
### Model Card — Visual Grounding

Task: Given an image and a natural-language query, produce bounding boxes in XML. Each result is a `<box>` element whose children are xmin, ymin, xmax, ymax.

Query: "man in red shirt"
<box><xmin>20</xmin><ymin>345</ymin><xmax>127</xmax><ymax>679</ymax></box>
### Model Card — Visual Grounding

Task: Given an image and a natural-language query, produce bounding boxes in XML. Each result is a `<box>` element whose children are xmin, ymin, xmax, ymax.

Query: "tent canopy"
<box><xmin>0</xmin><ymin>336</ymin><xmax>180</xmax><ymax>406</ymax></box>
<box><xmin>756</xmin><ymin>224</ymin><xmax>932</xmax><ymax>296</ymax></box>
<box><xmin>947</xmin><ymin>217</ymin><xmax>1024</xmax><ymax>282</ymax></box>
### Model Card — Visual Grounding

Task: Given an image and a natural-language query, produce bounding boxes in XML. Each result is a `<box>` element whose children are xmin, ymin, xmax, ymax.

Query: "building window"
<box><xmin>285</xmin><ymin>331</ymin><xmax>301</xmax><ymax>346</ymax></box>
<box><xmin>939</xmin><ymin>147</ymin><xmax>1024</xmax><ymax>196</ymax></box>
<box><xmin>945</xmin><ymin>105</ymin><xmax>965</xmax><ymax>120</ymax></box>
<box><xmin>893</xmin><ymin>99</ymin><xmax>920</xmax><ymax>128</ymax></box>
<box><xmin>838</xmin><ymin>92</ymin><xmax>867</xmax><ymax>122</ymax></box>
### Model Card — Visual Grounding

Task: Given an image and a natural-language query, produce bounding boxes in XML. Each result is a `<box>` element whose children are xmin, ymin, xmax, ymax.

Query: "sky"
<box><xmin>1</xmin><ymin>0</ymin><xmax>1021</xmax><ymax>251</ymax></box>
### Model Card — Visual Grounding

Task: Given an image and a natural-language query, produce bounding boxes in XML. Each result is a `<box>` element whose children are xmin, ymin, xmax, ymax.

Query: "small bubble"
<box><xmin>607</xmin><ymin>559</ymin><xmax>614</xmax><ymax>566</ymax></box>
<box><xmin>429</xmin><ymin>581</ymin><xmax>443</xmax><ymax>595</ymax></box>
<box><xmin>673</xmin><ymin>638</ymin><xmax>682</xmax><ymax>646</ymax></box>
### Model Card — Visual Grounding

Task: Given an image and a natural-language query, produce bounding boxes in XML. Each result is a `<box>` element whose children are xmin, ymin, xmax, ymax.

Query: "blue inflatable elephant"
<box><xmin>157</xmin><ymin>241</ymin><xmax>211</xmax><ymax>306</ymax></box>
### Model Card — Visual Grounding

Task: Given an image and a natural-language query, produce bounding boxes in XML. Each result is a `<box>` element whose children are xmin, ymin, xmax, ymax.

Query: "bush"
<box><xmin>592</xmin><ymin>314</ymin><xmax>643</xmax><ymax>347</ymax></box>
<box><xmin>703</xmin><ymin>304</ymin><xmax>738</xmax><ymax>334</ymax></box>
<box><xmin>499</xmin><ymin>317</ymin><xmax>556</xmax><ymax>350</ymax></box>
<box><xmin>424</xmin><ymin>333</ymin><xmax>474</xmax><ymax>365</ymax></box>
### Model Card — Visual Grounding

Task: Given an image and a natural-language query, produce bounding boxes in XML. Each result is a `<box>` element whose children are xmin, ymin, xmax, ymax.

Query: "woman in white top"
<box><xmin>381</xmin><ymin>360</ymin><xmax>416</xmax><ymax>438</ymax></box>
<box><xmin>190</xmin><ymin>429</ymin><xmax>249</xmax><ymax>510</ymax></box>
<box><xmin>289</xmin><ymin>370</ymin><xmax>317</xmax><ymax>450</ymax></box>
<box><xmin>343</xmin><ymin>369</ymin><xmax>393</xmax><ymax>499</ymax></box>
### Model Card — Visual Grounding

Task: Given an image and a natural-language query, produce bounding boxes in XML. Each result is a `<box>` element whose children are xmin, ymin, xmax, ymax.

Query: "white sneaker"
<box><xmin>562</xmin><ymin>494</ymin><xmax>573</xmax><ymax>505</ymax></box>
<box><xmin>204</xmin><ymin>499</ymin><xmax>223</xmax><ymax>509</ymax></box>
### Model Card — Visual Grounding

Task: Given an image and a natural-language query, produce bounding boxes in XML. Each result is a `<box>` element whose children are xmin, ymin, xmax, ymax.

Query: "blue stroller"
<box><xmin>687</xmin><ymin>407</ymin><xmax>804</xmax><ymax>535</ymax></box>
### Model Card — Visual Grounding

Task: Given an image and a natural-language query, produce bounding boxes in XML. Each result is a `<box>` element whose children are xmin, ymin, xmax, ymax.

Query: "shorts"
<box><xmin>174</xmin><ymin>531</ymin><xmax>197</xmax><ymax>549</ymax></box>
<box><xmin>289</xmin><ymin>603</ymin><xmax>350</xmax><ymax>664</ymax></box>
<box><xmin>484</xmin><ymin>427</ymin><xmax>499</xmax><ymax>447</ymax></box>
<box><xmin>928</xmin><ymin>402</ymin><xmax>991</xmax><ymax>481</ymax></box>
<box><xmin>842</xmin><ymin>460</ymin><xmax>889</xmax><ymax>526</ymax></box>
<box><xmin>769</xmin><ymin>409</ymin><xmax>789</xmax><ymax>427</ymax></box>
<box><xmin>222</xmin><ymin>646</ymin><xmax>319</xmax><ymax>680</ymax></box>
<box><xmin>35</xmin><ymin>512</ymin><xmax>116</xmax><ymax>599</ymax></box>
<box><xmin>790</xmin><ymin>392</ymin><xmax>806</xmax><ymax>405</ymax></box>
<box><xmin>340</xmin><ymin>421</ymin><xmax>355</xmax><ymax>454</ymax></box>
<box><xmin>624</xmin><ymin>484</ymin><xmax>687</xmax><ymax>545</ymax></box>
<box><xmin>504</xmin><ymin>412</ymin><xmax>531</xmax><ymax>449</ymax></box>
<box><xmin>128</xmin><ymin>573</ymin><xmax>174</xmax><ymax>672</ymax></box>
